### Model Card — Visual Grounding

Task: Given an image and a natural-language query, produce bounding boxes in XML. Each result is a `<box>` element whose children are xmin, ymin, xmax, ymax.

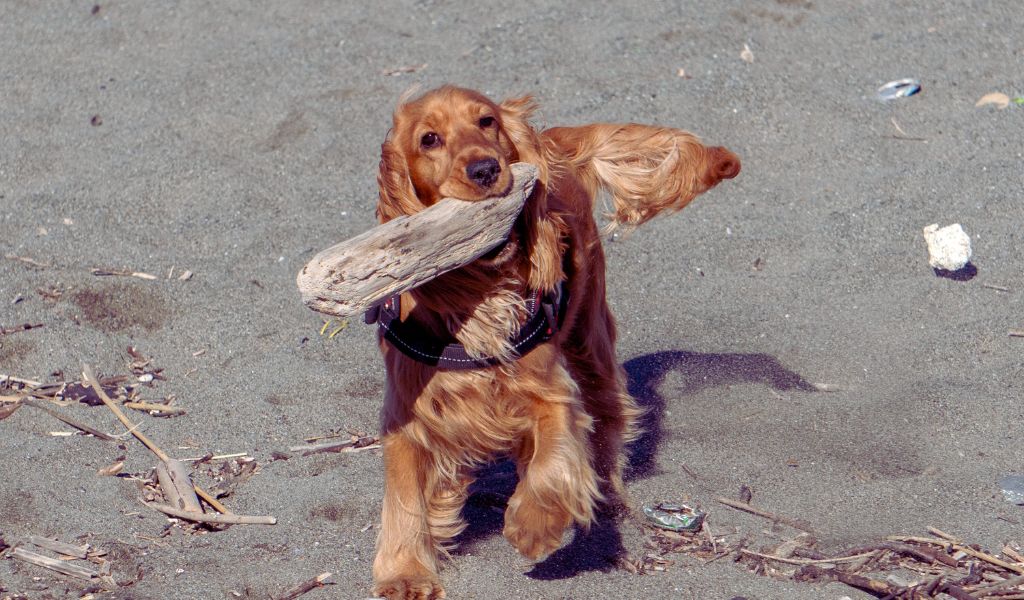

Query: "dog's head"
<box><xmin>377</xmin><ymin>86</ymin><xmax>537</xmax><ymax>220</ymax></box>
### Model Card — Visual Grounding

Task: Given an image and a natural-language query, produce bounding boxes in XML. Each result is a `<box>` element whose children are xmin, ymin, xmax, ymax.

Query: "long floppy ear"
<box><xmin>500</xmin><ymin>95</ymin><xmax>567</xmax><ymax>292</ymax></box>
<box><xmin>375</xmin><ymin>137</ymin><xmax>421</xmax><ymax>223</ymax></box>
<box><xmin>498</xmin><ymin>95</ymin><xmax>544</xmax><ymax>167</ymax></box>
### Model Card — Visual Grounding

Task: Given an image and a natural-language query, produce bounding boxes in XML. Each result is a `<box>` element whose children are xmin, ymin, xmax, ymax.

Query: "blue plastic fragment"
<box><xmin>877</xmin><ymin>78</ymin><xmax>921</xmax><ymax>101</ymax></box>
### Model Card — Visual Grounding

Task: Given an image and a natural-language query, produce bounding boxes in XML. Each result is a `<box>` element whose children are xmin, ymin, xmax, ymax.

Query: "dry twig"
<box><xmin>124</xmin><ymin>401</ymin><xmax>186</xmax><ymax>415</ymax></box>
<box><xmin>81</xmin><ymin>364</ymin><xmax>230</xmax><ymax>514</ymax></box>
<box><xmin>0</xmin><ymin>323</ymin><xmax>44</xmax><ymax>335</ymax></box>
<box><xmin>21</xmin><ymin>398</ymin><xmax>115</xmax><ymax>441</ymax></box>
<box><xmin>274</xmin><ymin>572</ymin><xmax>334</xmax><ymax>600</ymax></box>
<box><xmin>289</xmin><ymin>435</ymin><xmax>380</xmax><ymax>456</ymax></box>
<box><xmin>715</xmin><ymin>497</ymin><xmax>816</xmax><ymax>533</ymax></box>
<box><xmin>740</xmin><ymin>548</ymin><xmax>877</xmax><ymax>566</ymax></box>
<box><xmin>4</xmin><ymin>254</ymin><xmax>50</xmax><ymax>268</ymax></box>
<box><xmin>90</xmin><ymin>267</ymin><xmax>158</xmax><ymax>280</ymax></box>
<box><xmin>145</xmin><ymin>503</ymin><xmax>276</xmax><ymax>525</ymax></box>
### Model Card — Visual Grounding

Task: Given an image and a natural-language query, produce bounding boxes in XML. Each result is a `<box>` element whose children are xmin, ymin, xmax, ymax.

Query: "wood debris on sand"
<box><xmin>8</xmin><ymin>536</ymin><xmax>114</xmax><ymax>588</ymax></box>
<box><xmin>636</xmin><ymin>497</ymin><xmax>1024</xmax><ymax>600</ymax></box>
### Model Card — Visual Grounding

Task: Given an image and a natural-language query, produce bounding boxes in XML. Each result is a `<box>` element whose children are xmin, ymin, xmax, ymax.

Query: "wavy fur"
<box><xmin>370</xmin><ymin>86</ymin><xmax>740</xmax><ymax>599</ymax></box>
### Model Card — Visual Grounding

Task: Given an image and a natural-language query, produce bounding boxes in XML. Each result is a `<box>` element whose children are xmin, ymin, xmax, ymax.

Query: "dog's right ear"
<box><xmin>376</xmin><ymin>137</ymin><xmax>419</xmax><ymax>223</ymax></box>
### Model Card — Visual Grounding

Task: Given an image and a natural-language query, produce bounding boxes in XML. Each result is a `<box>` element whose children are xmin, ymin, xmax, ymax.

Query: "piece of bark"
<box><xmin>0</xmin><ymin>401</ymin><xmax>21</xmax><ymax>420</ymax></box>
<box><xmin>155</xmin><ymin>459</ymin><xmax>203</xmax><ymax>514</ymax></box>
<box><xmin>297</xmin><ymin>162</ymin><xmax>538</xmax><ymax>318</ymax></box>
<box><xmin>11</xmin><ymin>547</ymin><xmax>98</xmax><ymax>580</ymax></box>
<box><xmin>27</xmin><ymin>536</ymin><xmax>90</xmax><ymax>559</ymax></box>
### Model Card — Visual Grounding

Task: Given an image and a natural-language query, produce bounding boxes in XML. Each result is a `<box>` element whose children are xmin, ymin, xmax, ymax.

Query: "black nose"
<box><xmin>466</xmin><ymin>158</ymin><xmax>501</xmax><ymax>188</ymax></box>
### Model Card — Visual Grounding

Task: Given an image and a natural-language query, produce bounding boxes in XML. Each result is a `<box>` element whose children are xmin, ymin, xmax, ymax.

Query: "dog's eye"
<box><xmin>420</xmin><ymin>132</ymin><xmax>441</xmax><ymax>149</ymax></box>
<box><xmin>479</xmin><ymin>116</ymin><xmax>495</xmax><ymax>128</ymax></box>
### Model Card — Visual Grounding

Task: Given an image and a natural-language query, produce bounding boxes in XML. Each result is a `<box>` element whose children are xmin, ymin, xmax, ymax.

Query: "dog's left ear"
<box><xmin>499</xmin><ymin>95</ymin><xmax>567</xmax><ymax>292</ymax></box>
<box><xmin>498</xmin><ymin>95</ymin><xmax>543</xmax><ymax>166</ymax></box>
<box><xmin>376</xmin><ymin>137</ymin><xmax>420</xmax><ymax>223</ymax></box>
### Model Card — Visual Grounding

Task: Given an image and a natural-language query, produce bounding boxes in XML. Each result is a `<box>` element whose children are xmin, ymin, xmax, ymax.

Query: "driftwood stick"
<box><xmin>847</xmin><ymin>541</ymin><xmax>958</xmax><ymax>567</ymax></box>
<box><xmin>178</xmin><ymin>452</ymin><xmax>248</xmax><ymax>462</ymax></box>
<box><xmin>81</xmin><ymin>364</ymin><xmax>230</xmax><ymax>515</ymax></box>
<box><xmin>740</xmin><ymin>548</ymin><xmax>877</xmax><ymax>566</ymax></box>
<box><xmin>164</xmin><ymin>459</ymin><xmax>203</xmax><ymax>513</ymax></box>
<box><xmin>274</xmin><ymin>572</ymin><xmax>334</xmax><ymax>600</ymax></box>
<box><xmin>919</xmin><ymin>526</ymin><xmax>1024</xmax><ymax>574</ymax></box>
<box><xmin>27</xmin><ymin>536</ymin><xmax>90</xmax><ymax>559</ymax></box>
<box><xmin>297</xmin><ymin>162</ymin><xmax>538</xmax><ymax>318</ymax></box>
<box><xmin>715</xmin><ymin>497</ymin><xmax>816</xmax><ymax>533</ymax></box>
<box><xmin>1004</xmin><ymin>546</ymin><xmax>1024</xmax><ymax>564</ymax></box>
<box><xmin>956</xmin><ymin>545</ymin><xmax>1024</xmax><ymax>574</ymax></box>
<box><xmin>0</xmin><ymin>402</ymin><xmax>21</xmax><ymax>421</ymax></box>
<box><xmin>886</xmin><ymin>535</ymin><xmax>952</xmax><ymax>548</ymax></box>
<box><xmin>145</xmin><ymin>503</ymin><xmax>276</xmax><ymax>525</ymax></box>
<box><xmin>156</xmin><ymin>460</ymin><xmax>203</xmax><ymax>514</ymax></box>
<box><xmin>0</xmin><ymin>323</ymin><xmax>44</xmax><ymax>336</ymax></box>
<box><xmin>798</xmin><ymin>564</ymin><xmax>895</xmax><ymax>596</ymax></box>
<box><xmin>941</xmin><ymin>584</ymin><xmax>982</xmax><ymax>600</ymax></box>
<box><xmin>289</xmin><ymin>436</ymin><xmax>381</xmax><ymax>456</ymax></box>
<box><xmin>21</xmin><ymin>399</ymin><xmax>115</xmax><ymax>441</ymax></box>
<box><xmin>926</xmin><ymin>526</ymin><xmax>959</xmax><ymax>541</ymax></box>
<box><xmin>971</xmin><ymin>574</ymin><xmax>1024</xmax><ymax>595</ymax></box>
<box><xmin>11</xmin><ymin>547</ymin><xmax>98</xmax><ymax>580</ymax></box>
<box><xmin>0</xmin><ymin>374</ymin><xmax>43</xmax><ymax>387</ymax></box>
<box><xmin>124</xmin><ymin>401</ymin><xmax>186</xmax><ymax>415</ymax></box>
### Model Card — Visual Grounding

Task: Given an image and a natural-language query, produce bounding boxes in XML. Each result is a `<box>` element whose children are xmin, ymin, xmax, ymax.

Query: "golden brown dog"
<box><xmin>371</xmin><ymin>85</ymin><xmax>740</xmax><ymax>599</ymax></box>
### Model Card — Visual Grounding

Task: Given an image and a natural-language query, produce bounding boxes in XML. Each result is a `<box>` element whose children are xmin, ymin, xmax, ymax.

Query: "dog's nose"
<box><xmin>466</xmin><ymin>158</ymin><xmax>501</xmax><ymax>189</ymax></box>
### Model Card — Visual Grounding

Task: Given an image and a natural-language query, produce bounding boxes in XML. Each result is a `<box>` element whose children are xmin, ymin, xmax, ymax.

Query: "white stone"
<box><xmin>922</xmin><ymin>223</ymin><xmax>972</xmax><ymax>271</ymax></box>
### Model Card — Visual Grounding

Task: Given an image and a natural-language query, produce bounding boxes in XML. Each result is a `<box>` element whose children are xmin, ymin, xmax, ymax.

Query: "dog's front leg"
<box><xmin>372</xmin><ymin>431</ymin><xmax>445</xmax><ymax>600</ymax></box>
<box><xmin>503</xmin><ymin>382</ymin><xmax>601</xmax><ymax>560</ymax></box>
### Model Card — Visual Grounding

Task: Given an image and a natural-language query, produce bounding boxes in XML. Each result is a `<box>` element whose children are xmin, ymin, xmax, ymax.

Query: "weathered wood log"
<box><xmin>297</xmin><ymin>162</ymin><xmax>538</xmax><ymax>318</ymax></box>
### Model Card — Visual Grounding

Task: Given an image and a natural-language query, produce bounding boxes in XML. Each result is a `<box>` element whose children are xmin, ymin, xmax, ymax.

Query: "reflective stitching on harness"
<box><xmin>511</xmin><ymin>318</ymin><xmax>546</xmax><ymax>350</ymax></box>
<box><xmin>376</xmin><ymin>283</ymin><xmax>565</xmax><ymax>369</ymax></box>
<box><xmin>379</xmin><ymin>319</ymin><xmax>484</xmax><ymax>363</ymax></box>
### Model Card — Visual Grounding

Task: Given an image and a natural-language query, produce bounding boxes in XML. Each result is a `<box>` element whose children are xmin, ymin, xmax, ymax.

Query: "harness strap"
<box><xmin>367</xmin><ymin>283</ymin><xmax>568</xmax><ymax>370</ymax></box>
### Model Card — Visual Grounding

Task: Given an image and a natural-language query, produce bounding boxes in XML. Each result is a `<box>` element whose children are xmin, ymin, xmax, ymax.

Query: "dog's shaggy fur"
<box><xmin>371</xmin><ymin>86</ymin><xmax>740</xmax><ymax>599</ymax></box>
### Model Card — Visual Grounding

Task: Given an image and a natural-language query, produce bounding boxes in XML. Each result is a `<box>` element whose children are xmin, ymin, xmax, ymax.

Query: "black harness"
<box><xmin>365</xmin><ymin>283</ymin><xmax>568</xmax><ymax>370</ymax></box>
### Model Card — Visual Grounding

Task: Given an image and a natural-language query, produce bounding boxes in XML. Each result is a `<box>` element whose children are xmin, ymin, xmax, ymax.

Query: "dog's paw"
<box><xmin>503</xmin><ymin>498</ymin><xmax>571</xmax><ymax>560</ymax></box>
<box><xmin>372</xmin><ymin>575</ymin><xmax>446</xmax><ymax>600</ymax></box>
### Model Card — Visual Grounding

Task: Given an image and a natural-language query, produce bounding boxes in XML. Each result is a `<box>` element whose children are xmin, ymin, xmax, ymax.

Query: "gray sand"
<box><xmin>2</xmin><ymin>2</ymin><xmax>1023</xmax><ymax>598</ymax></box>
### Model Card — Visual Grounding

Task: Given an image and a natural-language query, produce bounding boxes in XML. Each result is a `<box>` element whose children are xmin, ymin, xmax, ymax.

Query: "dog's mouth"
<box><xmin>477</xmin><ymin>212</ymin><xmax>523</xmax><ymax>266</ymax></box>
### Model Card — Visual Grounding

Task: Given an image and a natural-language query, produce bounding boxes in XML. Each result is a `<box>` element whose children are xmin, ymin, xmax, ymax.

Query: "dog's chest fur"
<box><xmin>400</xmin><ymin>369</ymin><xmax>535</xmax><ymax>473</ymax></box>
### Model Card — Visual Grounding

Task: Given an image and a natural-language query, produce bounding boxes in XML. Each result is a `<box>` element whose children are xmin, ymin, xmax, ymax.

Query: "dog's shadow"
<box><xmin>453</xmin><ymin>349</ymin><xmax>817</xmax><ymax>579</ymax></box>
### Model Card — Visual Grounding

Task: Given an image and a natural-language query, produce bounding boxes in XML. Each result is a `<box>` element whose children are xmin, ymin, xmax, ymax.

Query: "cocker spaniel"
<box><xmin>369</xmin><ymin>85</ymin><xmax>740</xmax><ymax>599</ymax></box>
